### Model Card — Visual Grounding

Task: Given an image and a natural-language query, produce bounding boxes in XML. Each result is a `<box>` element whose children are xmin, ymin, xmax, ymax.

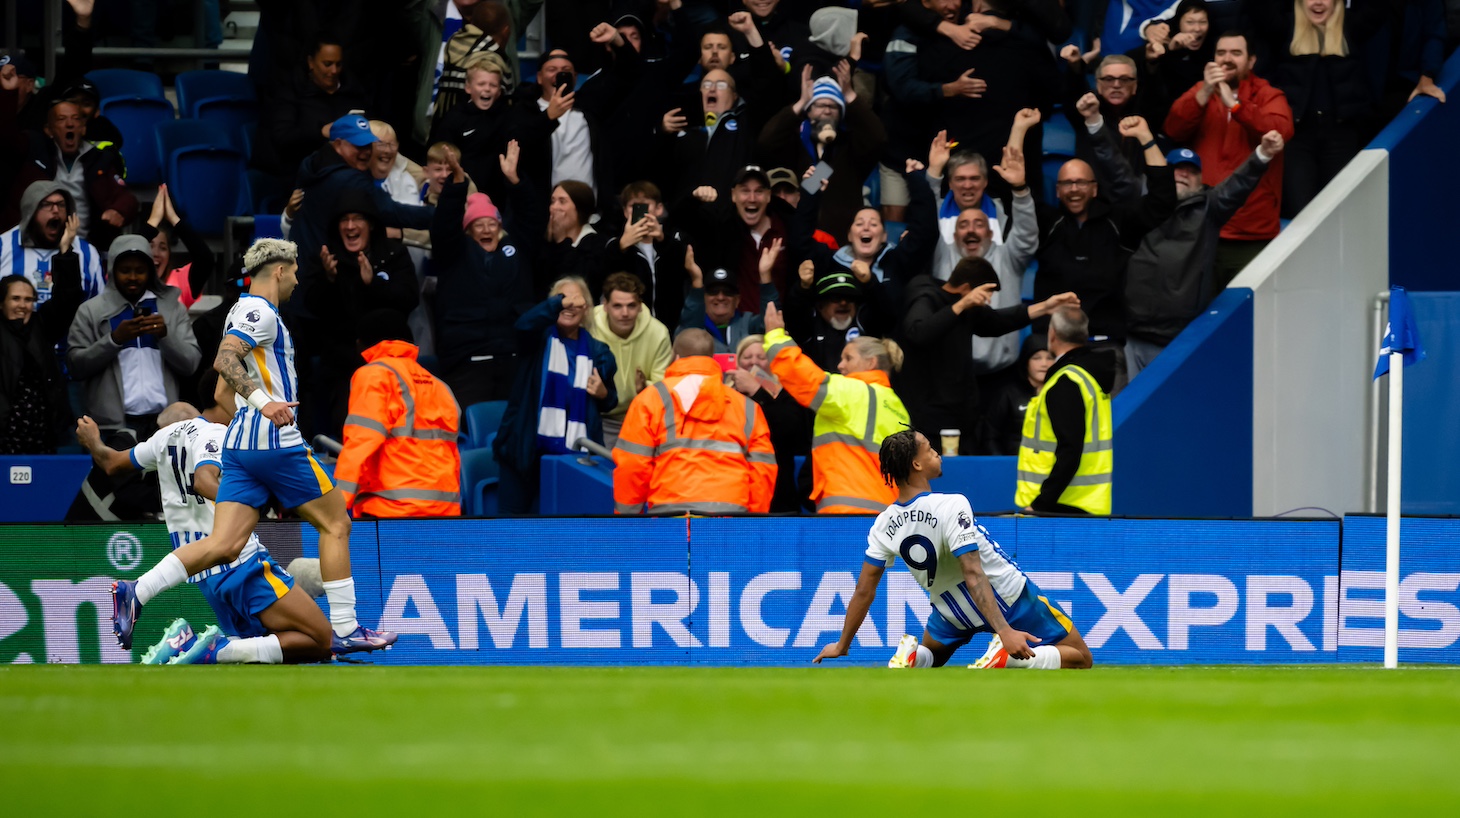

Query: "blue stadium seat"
<box><xmin>240</xmin><ymin>121</ymin><xmax>257</xmax><ymax>158</ymax></box>
<box><xmin>461</xmin><ymin>400</ymin><xmax>508</xmax><ymax>451</ymax></box>
<box><xmin>460</xmin><ymin>448</ymin><xmax>499</xmax><ymax>516</ymax></box>
<box><xmin>156</xmin><ymin>120</ymin><xmax>249</xmax><ymax>235</ymax></box>
<box><xmin>246</xmin><ymin>169</ymin><xmax>288</xmax><ymax>215</ymax></box>
<box><xmin>156</xmin><ymin>119</ymin><xmax>232</xmax><ymax>159</ymax></box>
<box><xmin>99</xmin><ymin>96</ymin><xmax>173</xmax><ymax>186</ymax></box>
<box><xmin>175</xmin><ymin>69</ymin><xmax>256</xmax><ymax>118</ymax></box>
<box><xmin>1043</xmin><ymin>114</ymin><xmax>1077</xmax><ymax>157</ymax></box>
<box><xmin>252</xmin><ymin>214</ymin><xmax>283</xmax><ymax>240</ymax></box>
<box><xmin>86</xmin><ymin>68</ymin><xmax>164</xmax><ymax>102</ymax></box>
<box><xmin>195</xmin><ymin>98</ymin><xmax>259</xmax><ymax>152</ymax></box>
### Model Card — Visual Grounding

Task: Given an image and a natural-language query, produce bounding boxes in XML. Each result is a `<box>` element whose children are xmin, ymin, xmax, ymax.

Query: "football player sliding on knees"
<box><xmin>813</xmin><ymin>429</ymin><xmax>1094</xmax><ymax>669</ymax></box>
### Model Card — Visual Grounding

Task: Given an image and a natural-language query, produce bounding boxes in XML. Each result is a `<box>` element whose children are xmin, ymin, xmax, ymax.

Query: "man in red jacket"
<box><xmin>1164</xmin><ymin>32</ymin><xmax>1293</xmax><ymax>289</ymax></box>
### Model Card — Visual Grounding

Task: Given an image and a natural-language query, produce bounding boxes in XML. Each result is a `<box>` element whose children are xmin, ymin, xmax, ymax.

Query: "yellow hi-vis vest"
<box><xmin>1014</xmin><ymin>363</ymin><xmax>1113</xmax><ymax>514</ymax></box>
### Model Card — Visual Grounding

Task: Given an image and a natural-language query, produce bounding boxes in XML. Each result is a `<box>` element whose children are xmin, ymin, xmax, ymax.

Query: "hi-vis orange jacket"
<box><xmin>612</xmin><ymin>356</ymin><xmax>776</xmax><ymax>514</ymax></box>
<box><xmin>337</xmin><ymin>340</ymin><xmax>462</xmax><ymax>518</ymax></box>
<box><xmin>765</xmin><ymin>328</ymin><xmax>909</xmax><ymax>514</ymax></box>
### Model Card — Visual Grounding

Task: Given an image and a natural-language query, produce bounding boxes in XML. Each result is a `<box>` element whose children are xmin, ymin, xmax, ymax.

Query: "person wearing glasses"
<box><xmin>1059</xmin><ymin>49</ymin><xmax>1155</xmax><ymax>196</ymax></box>
<box><xmin>1032</xmin><ymin>117</ymin><xmax>1177</xmax><ymax>392</ymax></box>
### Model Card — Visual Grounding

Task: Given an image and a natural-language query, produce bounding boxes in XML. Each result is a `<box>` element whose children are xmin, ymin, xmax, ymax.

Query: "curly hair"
<box><xmin>879</xmin><ymin>428</ymin><xmax>922</xmax><ymax>488</ymax></box>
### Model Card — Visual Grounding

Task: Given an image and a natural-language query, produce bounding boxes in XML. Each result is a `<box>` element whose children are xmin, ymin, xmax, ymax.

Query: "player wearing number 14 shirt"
<box><xmin>814</xmin><ymin>429</ymin><xmax>1093</xmax><ymax>670</ymax></box>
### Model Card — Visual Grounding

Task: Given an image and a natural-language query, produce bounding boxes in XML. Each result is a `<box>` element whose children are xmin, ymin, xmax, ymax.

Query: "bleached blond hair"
<box><xmin>1290</xmin><ymin>0</ymin><xmax>1347</xmax><ymax>57</ymax></box>
<box><xmin>243</xmin><ymin>238</ymin><xmax>298</xmax><ymax>276</ymax></box>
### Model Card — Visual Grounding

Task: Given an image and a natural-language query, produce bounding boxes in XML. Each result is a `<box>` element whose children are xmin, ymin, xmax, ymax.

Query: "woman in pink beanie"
<box><xmin>431</xmin><ymin>141</ymin><xmax>546</xmax><ymax>407</ymax></box>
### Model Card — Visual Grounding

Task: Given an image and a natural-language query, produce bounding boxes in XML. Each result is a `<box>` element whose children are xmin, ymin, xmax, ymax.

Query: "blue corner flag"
<box><xmin>1374</xmin><ymin>286</ymin><xmax>1427</xmax><ymax>379</ymax></box>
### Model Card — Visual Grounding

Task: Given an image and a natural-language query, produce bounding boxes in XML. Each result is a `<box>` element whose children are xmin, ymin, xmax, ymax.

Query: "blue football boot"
<box><xmin>331</xmin><ymin>625</ymin><xmax>398</xmax><ymax>655</ymax></box>
<box><xmin>111</xmin><ymin>580</ymin><xmax>143</xmax><ymax>650</ymax></box>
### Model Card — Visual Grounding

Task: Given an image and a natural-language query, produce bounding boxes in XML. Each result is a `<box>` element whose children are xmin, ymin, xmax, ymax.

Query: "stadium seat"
<box><xmin>1042</xmin><ymin>114</ymin><xmax>1077</xmax><ymax>158</ymax></box>
<box><xmin>240</xmin><ymin>120</ymin><xmax>256</xmax><ymax>158</ymax></box>
<box><xmin>99</xmin><ymin>96</ymin><xmax>173</xmax><ymax>187</ymax></box>
<box><xmin>86</xmin><ymin>68</ymin><xmax>164</xmax><ymax>102</ymax></box>
<box><xmin>195</xmin><ymin>98</ymin><xmax>259</xmax><ymax>152</ymax></box>
<box><xmin>252</xmin><ymin>214</ymin><xmax>283</xmax><ymax>241</ymax></box>
<box><xmin>156</xmin><ymin>120</ymin><xmax>249</xmax><ymax>235</ymax></box>
<box><xmin>460</xmin><ymin>448</ymin><xmax>499</xmax><ymax>516</ymax></box>
<box><xmin>462</xmin><ymin>400</ymin><xmax>508</xmax><ymax>451</ymax></box>
<box><xmin>246</xmin><ymin>168</ymin><xmax>288</xmax><ymax>215</ymax></box>
<box><xmin>174</xmin><ymin>69</ymin><xmax>256</xmax><ymax>118</ymax></box>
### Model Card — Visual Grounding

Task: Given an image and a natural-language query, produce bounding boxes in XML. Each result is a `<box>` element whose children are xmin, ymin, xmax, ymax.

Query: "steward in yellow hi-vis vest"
<box><xmin>764</xmin><ymin>302</ymin><xmax>910</xmax><ymax>514</ymax></box>
<box><xmin>1015</xmin><ymin>310</ymin><xmax>1113</xmax><ymax>515</ymax></box>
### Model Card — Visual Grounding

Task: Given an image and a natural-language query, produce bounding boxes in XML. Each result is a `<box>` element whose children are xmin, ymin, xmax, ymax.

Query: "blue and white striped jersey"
<box><xmin>222</xmin><ymin>294</ymin><xmax>303</xmax><ymax>450</ymax></box>
<box><xmin>131</xmin><ymin>418</ymin><xmax>264</xmax><ymax>583</ymax></box>
<box><xmin>865</xmin><ymin>492</ymin><xmax>1027</xmax><ymax>632</ymax></box>
<box><xmin>0</xmin><ymin>227</ymin><xmax>104</xmax><ymax>304</ymax></box>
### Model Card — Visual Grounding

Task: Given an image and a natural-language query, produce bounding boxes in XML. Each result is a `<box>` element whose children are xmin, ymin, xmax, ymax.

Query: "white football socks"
<box><xmin>1006</xmin><ymin>645</ymin><xmax>1062</xmax><ymax>670</ymax></box>
<box><xmin>913</xmin><ymin>646</ymin><xmax>935</xmax><ymax>668</ymax></box>
<box><xmin>323</xmin><ymin>577</ymin><xmax>360</xmax><ymax>637</ymax></box>
<box><xmin>216</xmin><ymin>634</ymin><xmax>283</xmax><ymax>664</ymax></box>
<box><xmin>134</xmin><ymin>553</ymin><xmax>187</xmax><ymax>606</ymax></box>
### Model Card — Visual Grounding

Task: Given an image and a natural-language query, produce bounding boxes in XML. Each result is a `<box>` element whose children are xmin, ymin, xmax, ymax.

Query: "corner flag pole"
<box><xmin>1377</xmin><ymin>285</ymin><xmax>1424</xmax><ymax>670</ymax></box>
<box><xmin>1384</xmin><ymin>349</ymin><xmax>1402</xmax><ymax>669</ymax></box>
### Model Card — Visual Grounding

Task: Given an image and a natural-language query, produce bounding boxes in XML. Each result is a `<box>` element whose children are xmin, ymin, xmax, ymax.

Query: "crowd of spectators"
<box><xmin>0</xmin><ymin>0</ymin><xmax>1451</xmax><ymax>515</ymax></box>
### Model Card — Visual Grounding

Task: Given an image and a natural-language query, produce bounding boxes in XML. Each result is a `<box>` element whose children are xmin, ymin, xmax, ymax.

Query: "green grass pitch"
<box><xmin>2</xmin><ymin>665</ymin><xmax>1457</xmax><ymax>815</ymax></box>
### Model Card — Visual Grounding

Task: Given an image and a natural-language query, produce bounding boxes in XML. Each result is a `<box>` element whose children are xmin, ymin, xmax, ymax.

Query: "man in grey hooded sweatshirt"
<box><xmin>0</xmin><ymin>181</ymin><xmax>106</xmax><ymax>304</ymax></box>
<box><xmin>66</xmin><ymin>234</ymin><xmax>200</xmax><ymax>438</ymax></box>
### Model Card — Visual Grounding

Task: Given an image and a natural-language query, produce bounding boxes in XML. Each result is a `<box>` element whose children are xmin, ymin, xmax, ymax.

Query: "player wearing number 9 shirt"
<box><xmin>813</xmin><ymin>429</ymin><xmax>1094</xmax><ymax>670</ymax></box>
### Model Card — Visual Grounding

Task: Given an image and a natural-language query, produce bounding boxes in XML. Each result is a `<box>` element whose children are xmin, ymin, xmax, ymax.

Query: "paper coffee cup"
<box><xmin>939</xmin><ymin>429</ymin><xmax>960</xmax><ymax>457</ymax></box>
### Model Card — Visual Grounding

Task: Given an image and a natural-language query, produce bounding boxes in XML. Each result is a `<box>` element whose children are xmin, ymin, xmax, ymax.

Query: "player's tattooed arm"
<box><xmin>958</xmin><ymin>552</ymin><xmax>1039</xmax><ymax>659</ymax></box>
<box><xmin>214</xmin><ymin>335</ymin><xmax>260</xmax><ymax>397</ymax></box>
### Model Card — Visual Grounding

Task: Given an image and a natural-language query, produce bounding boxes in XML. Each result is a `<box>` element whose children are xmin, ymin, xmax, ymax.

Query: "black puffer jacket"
<box><xmin>430</xmin><ymin>177</ymin><xmax>543</xmax><ymax>373</ymax></box>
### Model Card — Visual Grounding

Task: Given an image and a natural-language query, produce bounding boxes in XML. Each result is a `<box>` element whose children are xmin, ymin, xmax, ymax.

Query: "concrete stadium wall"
<box><xmin>1231</xmin><ymin>151</ymin><xmax>1390</xmax><ymax>517</ymax></box>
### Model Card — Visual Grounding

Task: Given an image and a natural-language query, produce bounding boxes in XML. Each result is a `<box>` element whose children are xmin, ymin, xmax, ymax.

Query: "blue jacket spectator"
<box><xmin>495</xmin><ymin>286</ymin><xmax>618</xmax><ymax>514</ymax></box>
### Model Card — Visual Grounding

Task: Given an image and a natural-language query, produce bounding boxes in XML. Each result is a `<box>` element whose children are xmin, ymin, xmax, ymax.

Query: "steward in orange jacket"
<box><xmin>764</xmin><ymin>304</ymin><xmax>910</xmax><ymax>514</ymax></box>
<box><xmin>337</xmin><ymin>311</ymin><xmax>462</xmax><ymax>517</ymax></box>
<box><xmin>613</xmin><ymin>329</ymin><xmax>776</xmax><ymax>514</ymax></box>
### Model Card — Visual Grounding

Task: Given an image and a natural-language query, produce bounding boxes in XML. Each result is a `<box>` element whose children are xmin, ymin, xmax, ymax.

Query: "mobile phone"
<box><xmin>800</xmin><ymin>161</ymin><xmax>834</xmax><ymax>195</ymax></box>
<box><xmin>137</xmin><ymin>306</ymin><xmax>152</xmax><ymax>318</ymax></box>
<box><xmin>631</xmin><ymin>202</ymin><xmax>649</xmax><ymax>224</ymax></box>
<box><xmin>713</xmin><ymin>353</ymin><xmax>737</xmax><ymax>374</ymax></box>
<box><xmin>555</xmin><ymin>71</ymin><xmax>574</xmax><ymax>92</ymax></box>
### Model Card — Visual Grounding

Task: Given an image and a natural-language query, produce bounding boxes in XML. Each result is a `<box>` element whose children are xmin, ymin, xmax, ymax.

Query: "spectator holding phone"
<box><xmin>601</xmin><ymin>182</ymin><xmax>688</xmax><ymax>324</ymax></box>
<box><xmin>66</xmin><ymin>235</ymin><xmax>200</xmax><ymax>439</ymax></box>
<box><xmin>758</xmin><ymin>64</ymin><xmax>887</xmax><ymax>241</ymax></box>
<box><xmin>514</xmin><ymin>49</ymin><xmax>612</xmax><ymax>202</ymax></box>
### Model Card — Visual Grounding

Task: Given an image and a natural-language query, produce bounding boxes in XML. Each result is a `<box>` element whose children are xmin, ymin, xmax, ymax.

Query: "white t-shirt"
<box><xmin>865</xmin><ymin>492</ymin><xmax>1027</xmax><ymax>631</ymax></box>
<box><xmin>538</xmin><ymin>98</ymin><xmax>595</xmax><ymax>195</ymax></box>
<box><xmin>131</xmin><ymin>418</ymin><xmax>264</xmax><ymax>582</ymax></box>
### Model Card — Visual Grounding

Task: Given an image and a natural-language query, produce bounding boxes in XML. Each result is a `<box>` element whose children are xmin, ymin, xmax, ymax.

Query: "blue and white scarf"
<box><xmin>536</xmin><ymin>327</ymin><xmax>592</xmax><ymax>455</ymax></box>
